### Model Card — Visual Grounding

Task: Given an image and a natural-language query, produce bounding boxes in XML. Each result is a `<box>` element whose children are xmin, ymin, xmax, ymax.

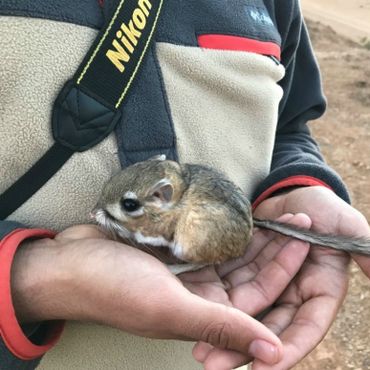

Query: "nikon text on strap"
<box><xmin>0</xmin><ymin>0</ymin><xmax>163</xmax><ymax>220</ymax></box>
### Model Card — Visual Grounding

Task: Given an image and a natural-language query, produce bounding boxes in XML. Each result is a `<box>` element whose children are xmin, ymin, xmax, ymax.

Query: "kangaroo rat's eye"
<box><xmin>121</xmin><ymin>198</ymin><xmax>141</xmax><ymax>213</ymax></box>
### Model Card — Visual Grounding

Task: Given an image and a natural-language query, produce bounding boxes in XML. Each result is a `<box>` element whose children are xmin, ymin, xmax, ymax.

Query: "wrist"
<box><xmin>253</xmin><ymin>176</ymin><xmax>333</xmax><ymax>209</ymax></box>
<box><xmin>0</xmin><ymin>229</ymin><xmax>64</xmax><ymax>359</ymax></box>
<box><xmin>11</xmin><ymin>237</ymin><xmax>62</xmax><ymax>323</ymax></box>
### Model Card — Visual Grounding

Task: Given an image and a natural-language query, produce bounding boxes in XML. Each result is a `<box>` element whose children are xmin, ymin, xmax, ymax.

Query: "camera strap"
<box><xmin>0</xmin><ymin>0</ymin><xmax>164</xmax><ymax>220</ymax></box>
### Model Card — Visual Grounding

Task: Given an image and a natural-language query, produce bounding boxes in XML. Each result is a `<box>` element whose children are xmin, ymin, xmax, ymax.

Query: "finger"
<box><xmin>195</xmin><ymin>340</ymin><xmax>282</xmax><ymax>370</ymax></box>
<box><xmin>191</xmin><ymin>215</ymin><xmax>308</xmax><ymax>369</ymax></box>
<box><xmin>253</xmin><ymin>195</ymin><xmax>285</xmax><ymax>220</ymax></box>
<box><xmin>217</xmin><ymin>214</ymin><xmax>296</xmax><ymax>277</ymax></box>
<box><xmin>175</xmin><ymin>294</ymin><xmax>283</xmax><ymax>365</ymax></box>
<box><xmin>180</xmin><ymin>265</ymin><xmax>222</xmax><ymax>284</ymax></box>
<box><xmin>225</xmin><ymin>215</ymin><xmax>312</xmax><ymax>315</ymax></box>
<box><xmin>192</xmin><ymin>299</ymin><xmax>298</xmax><ymax>368</ymax></box>
<box><xmin>180</xmin><ymin>266</ymin><xmax>231</xmax><ymax>304</ymax></box>
<box><xmin>228</xmin><ymin>213</ymin><xmax>312</xmax><ymax>285</ymax></box>
<box><xmin>250</xmin><ymin>213</ymin><xmax>312</xmax><ymax>274</ymax></box>
<box><xmin>182</xmin><ymin>282</ymin><xmax>231</xmax><ymax>306</ymax></box>
<box><xmin>352</xmin><ymin>254</ymin><xmax>370</xmax><ymax>279</ymax></box>
<box><xmin>223</xmin><ymin>213</ymin><xmax>310</xmax><ymax>286</ymax></box>
<box><xmin>192</xmin><ymin>342</ymin><xmax>213</xmax><ymax>362</ymax></box>
<box><xmin>228</xmin><ymin>237</ymin><xmax>309</xmax><ymax>316</ymax></box>
<box><xmin>193</xmin><ymin>342</ymin><xmax>248</xmax><ymax>368</ymax></box>
<box><xmin>253</xmin><ymin>296</ymin><xmax>340</xmax><ymax>370</ymax></box>
<box><xmin>202</xmin><ymin>347</ymin><xmax>249</xmax><ymax>370</ymax></box>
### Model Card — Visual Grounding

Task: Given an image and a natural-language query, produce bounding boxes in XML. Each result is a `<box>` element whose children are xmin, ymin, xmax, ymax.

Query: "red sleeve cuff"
<box><xmin>0</xmin><ymin>228</ymin><xmax>64</xmax><ymax>360</ymax></box>
<box><xmin>252</xmin><ymin>175</ymin><xmax>333</xmax><ymax>209</ymax></box>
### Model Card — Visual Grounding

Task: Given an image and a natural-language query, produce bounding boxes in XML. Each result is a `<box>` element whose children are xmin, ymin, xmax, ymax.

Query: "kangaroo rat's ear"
<box><xmin>149</xmin><ymin>179</ymin><xmax>173</xmax><ymax>203</ymax></box>
<box><xmin>148</xmin><ymin>154</ymin><xmax>166</xmax><ymax>161</ymax></box>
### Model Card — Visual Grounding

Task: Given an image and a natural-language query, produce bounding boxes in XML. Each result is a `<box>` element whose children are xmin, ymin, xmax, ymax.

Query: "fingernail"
<box><xmin>249</xmin><ymin>339</ymin><xmax>279</xmax><ymax>364</ymax></box>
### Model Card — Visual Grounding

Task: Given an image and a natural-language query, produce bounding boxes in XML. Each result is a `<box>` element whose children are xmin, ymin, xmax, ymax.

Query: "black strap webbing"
<box><xmin>0</xmin><ymin>143</ymin><xmax>73</xmax><ymax>219</ymax></box>
<box><xmin>0</xmin><ymin>0</ymin><xmax>163</xmax><ymax>220</ymax></box>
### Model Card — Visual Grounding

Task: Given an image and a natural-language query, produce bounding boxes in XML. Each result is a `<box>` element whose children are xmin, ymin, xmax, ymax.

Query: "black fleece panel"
<box><xmin>0</xmin><ymin>328</ymin><xmax>41</xmax><ymax>370</ymax></box>
<box><xmin>0</xmin><ymin>0</ymin><xmax>103</xmax><ymax>29</ymax></box>
<box><xmin>0</xmin><ymin>221</ymin><xmax>23</xmax><ymax>238</ymax></box>
<box><xmin>114</xmin><ymin>44</ymin><xmax>178</xmax><ymax>166</ymax></box>
<box><xmin>155</xmin><ymin>0</ymin><xmax>281</xmax><ymax>46</ymax></box>
<box><xmin>252</xmin><ymin>2</ymin><xmax>350</xmax><ymax>203</ymax></box>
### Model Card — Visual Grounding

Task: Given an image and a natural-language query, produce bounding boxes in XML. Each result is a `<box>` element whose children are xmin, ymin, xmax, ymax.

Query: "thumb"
<box><xmin>175</xmin><ymin>294</ymin><xmax>283</xmax><ymax>365</ymax></box>
<box><xmin>253</xmin><ymin>195</ymin><xmax>285</xmax><ymax>220</ymax></box>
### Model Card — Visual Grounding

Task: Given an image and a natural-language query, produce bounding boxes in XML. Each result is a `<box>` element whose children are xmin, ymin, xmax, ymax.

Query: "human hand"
<box><xmin>179</xmin><ymin>213</ymin><xmax>312</xmax><ymax>369</ymax></box>
<box><xmin>11</xmin><ymin>224</ymin><xmax>283</xmax><ymax>366</ymax></box>
<box><xmin>192</xmin><ymin>186</ymin><xmax>370</xmax><ymax>369</ymax></box>
<box><xmin>248</xmin><ymin>186</ymin><xmax>369</xmax><ymax>369</ymax></box>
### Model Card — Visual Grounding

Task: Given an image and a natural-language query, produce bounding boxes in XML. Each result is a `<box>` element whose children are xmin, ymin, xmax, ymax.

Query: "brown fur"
<box><xmin>93</xmin><ymin>158</ymin><xmax>370</xmax><ymax>267</ymax></box>
<box><xmin>93</xmin><ymin>158</ymin><xmax>253</xmax><ymax>264</ymax></box>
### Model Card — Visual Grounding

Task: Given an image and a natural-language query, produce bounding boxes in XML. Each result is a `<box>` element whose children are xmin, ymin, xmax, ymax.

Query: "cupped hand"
<box><xmin>11</xmin><ymin>224</ymin><xmax>282</xmax><ymax>367</ymax></box>
<box><xmin>179</xmin><ymin>213</ymin><xmax>312</xmax><ymax>369</ymax></box>
<box><xmin>190</xmin><ymin>186</ymin><xmax>370</xmax><ymax>370</ymax></box>
<box><xmin>249</xmin><ymin>186</ymin><xmax>369</xmax><ymax>370</ymax></box>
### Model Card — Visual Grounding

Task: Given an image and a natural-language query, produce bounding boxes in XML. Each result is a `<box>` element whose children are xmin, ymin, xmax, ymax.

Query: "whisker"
<box><xmin>93</xmin><ymin>210</ymin><xmax>176</xmax><ymax>262</ymax></box>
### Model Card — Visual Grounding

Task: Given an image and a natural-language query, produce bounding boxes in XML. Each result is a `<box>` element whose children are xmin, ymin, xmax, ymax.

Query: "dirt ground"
<box><xmin>301</xmin><ymin>0</ymin><xmax>370</xmax><ymax>42</ymax></box>
<box><xmin>292</xmin><ymin>19</ymin><xmax>370</xmax><ymax>370</ymax></box>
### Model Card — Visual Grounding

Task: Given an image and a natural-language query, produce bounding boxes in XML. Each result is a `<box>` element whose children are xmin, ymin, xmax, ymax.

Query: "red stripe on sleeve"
<box><xmin>252</xmin><ymin>176</ymin><xmax>333</xmax><ymax>209</ymax></box>
<box><xmin>198</xmin><ymin>34</ymin><xmax>281</xmax><ymax>60</ymax></box>
<box><xmin>0</xmin><ymin>228</ymin><xmax>64</xmax><ymax>360</ymax></box>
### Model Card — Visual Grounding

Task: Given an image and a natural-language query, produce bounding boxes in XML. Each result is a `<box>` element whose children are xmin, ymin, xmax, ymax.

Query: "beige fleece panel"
<box><xmin>0</xmin><ymin>17</ymin><xmax>200</xmax><ymax>370</ymax></box>
<box><xmin>38</xmin><ymin>323</ymin><xmax>200</xmax><ymax>370</ymax></box>
<box><xmin>0</xmin><ymin>17</ymin><xmax>121</xmax><ymax>230</ymax></box>
<box><xmin>156</xmin><ymin>43</ymin><xmax>285</xmax><ymax>199</ymax></box>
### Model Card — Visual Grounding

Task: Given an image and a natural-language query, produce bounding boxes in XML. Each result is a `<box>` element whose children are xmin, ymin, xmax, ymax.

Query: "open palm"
<box><xmin>206</xmin><ymin>185</ymin><xmax>369</xmax><ymax>370</ymax></box>
<box><xmin>179</xmin><ymin>213</ymin><xmax>312</xmax><ymax>369</ymax></box>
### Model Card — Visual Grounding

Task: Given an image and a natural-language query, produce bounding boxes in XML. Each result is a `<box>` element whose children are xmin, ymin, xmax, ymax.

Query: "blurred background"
<box><xmin>296</xmin><ymin>1</ymin><xmax>370</xmax><ymax>369</ymax></box>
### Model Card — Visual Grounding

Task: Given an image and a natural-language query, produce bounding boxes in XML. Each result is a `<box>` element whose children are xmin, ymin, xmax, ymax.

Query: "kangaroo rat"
<box><xmin>92</xmin><ymin>156</ymin><xmax>370</xmax><ymax>274</ymax></box>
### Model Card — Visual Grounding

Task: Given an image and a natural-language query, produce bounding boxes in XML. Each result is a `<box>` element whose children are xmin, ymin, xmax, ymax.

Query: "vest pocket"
<box><xmin>197</xmin><ymin>34</ymin><xmax>281</xmax><ymax>63</ymax></box>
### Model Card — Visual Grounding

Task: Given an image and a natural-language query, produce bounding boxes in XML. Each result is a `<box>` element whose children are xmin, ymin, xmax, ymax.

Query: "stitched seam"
<box><xmin>76</xmin><ymin>83</ymin><xmax>115</xmax><ymax>110</ymax></box>
<box><xmin>78</xmin><ymin>111</ymin><xmax>113</xmax><ymax>130</ymax></box>
<box><xmin>61</xmin><ymin>104</ymin><xmax>113</xmax><ymax>131</ymax></box>
<box><xmin>115</xmin><ymin>0</ymin><xmax>164</xmax><ymax>108</ymax></box>
<box><xmin>77</xmin><ymin>90</ymin><xmax>81</xmax><ymax>124</ymax></box>
<box><xmin>64</xmin><ymin>92</ymin><xmax>79</xmax><ymax>130</ymax></box>
<box><xmin>77</xmin><ymin>0</ymin><xmax>127</xmax><ymax>84</ymax></box>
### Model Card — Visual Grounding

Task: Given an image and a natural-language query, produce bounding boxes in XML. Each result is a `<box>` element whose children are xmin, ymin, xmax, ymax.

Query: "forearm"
<box><xmin>0</xmin><ymin>224</ymin><xmax>65</xmax><ymax>361</ymax></box>
<box><xmin>11</xmin><ymin>237</ymin><xmax>63</xmax><ymax>323</ymax></box>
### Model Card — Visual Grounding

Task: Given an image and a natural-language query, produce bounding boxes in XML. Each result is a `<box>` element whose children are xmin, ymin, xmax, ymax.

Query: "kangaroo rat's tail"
<box><xmin>253</xmin><ymin>218</ymin><xmax>370</xmax><ymax>256</ymax></box>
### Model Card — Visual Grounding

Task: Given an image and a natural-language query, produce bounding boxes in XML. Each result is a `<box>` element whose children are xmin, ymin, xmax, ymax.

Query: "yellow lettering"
<box><xmin>106</xmin><ymin>39</ymin><xmax>130</xmax><ymax>72</ymax></box>
<box><xmin>138</xmin><ymin>0</ymin><xmax>152</xmax><ymax>16</ymax></box>
<box><xmin>121</xmin><ymin>21</ymin><xmax>142</xmax><ymax>46</ymax></box>
<box><xmin>106</xmin><ymin>0</ymin><xmax>153</xmax><ymax>72</ymax></box>
<box><xmin>121</xmin><ymin>35</ymin><xmax>134</xmax><ymax>54</ymax></box>
<box><xmin>133</xmin><ymin>9</ymin><xmax>146</xmax><ymax>30</ymax></box>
